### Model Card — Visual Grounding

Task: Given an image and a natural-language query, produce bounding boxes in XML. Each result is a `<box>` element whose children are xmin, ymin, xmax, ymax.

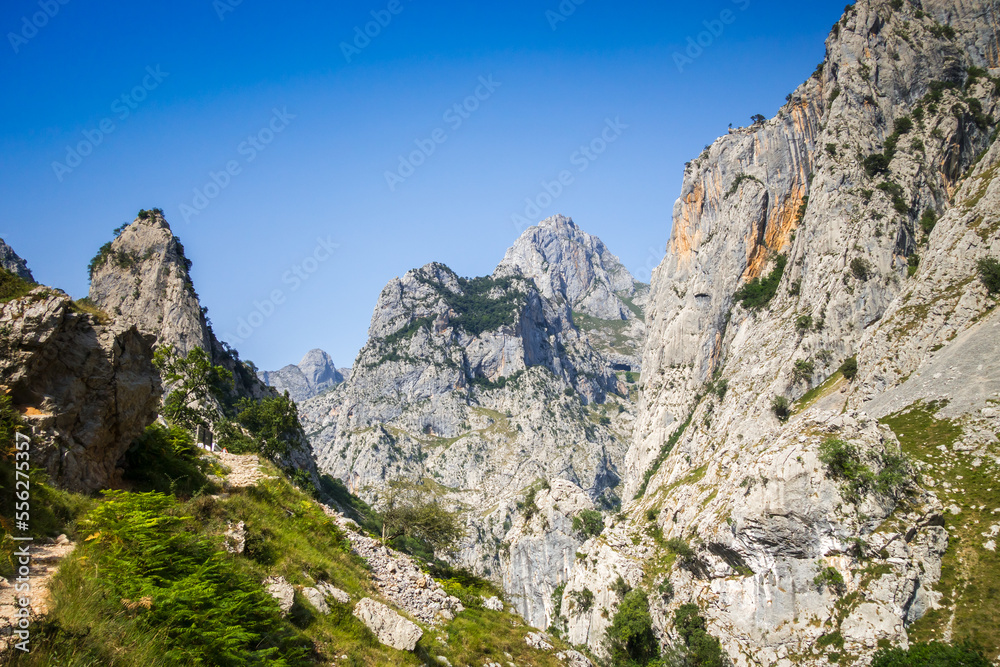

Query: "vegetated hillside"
<box><xmin>299</xmin><ymin>216</ymin><xmax>645</xmax><ymax>627</ymax></box>
<box><xmin>550</xmin><ymin>0</ymin><xmax>1000</xmax><ymax>665</ymax></box>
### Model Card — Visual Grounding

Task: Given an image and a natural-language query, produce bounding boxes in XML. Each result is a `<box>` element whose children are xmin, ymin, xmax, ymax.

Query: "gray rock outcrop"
<box><xmin>352</xmin><ymin>598</ymin><xmax>423</xmax><ymax>651</ymax></box>
<box><xmin>0</xmin><ymin>289</ymin><xmax>160</xmax><ymax>491</ymax></box>
<box><xmin>263</xmin><ymin>576</ymin><xmax>295</xmax><ymax>615</ymax></box>
<box><xmin>0</xmin><ymin>238</ymin><xmax>33</xmax><ymax>282</ymax></box>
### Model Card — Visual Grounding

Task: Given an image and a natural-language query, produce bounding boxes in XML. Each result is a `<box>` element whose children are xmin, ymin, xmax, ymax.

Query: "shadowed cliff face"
<box><xmin>0</xmin><ymin>290</ymin><xmax>161</xmax><ymax>492</ymax></box>
<box><xmin>549</xmin><ymin>0</ymin><xmax>1000</xmax><ymax>663</ymax></box>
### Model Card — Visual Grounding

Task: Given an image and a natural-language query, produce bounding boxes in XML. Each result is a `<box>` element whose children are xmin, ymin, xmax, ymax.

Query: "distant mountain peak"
<box><xmin>497</xmin><ymin>214</ymin><xmax>643</xmax><ymax>321</ymax></box>
<box><xmin>261</xmin><ymin>348</ymin><xmax>344</xmax><ymax>402</ymax></box>
<box><xmin>0</xmin><ymin>237</ymin><xmax>34</xmax><ymax>282</ymax></box>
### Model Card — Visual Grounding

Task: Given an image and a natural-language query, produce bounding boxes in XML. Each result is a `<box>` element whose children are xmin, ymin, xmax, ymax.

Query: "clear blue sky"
<box><xmin>0</xmin><ymin>0</ymin><xmax>847</xmax><ymax>371</ymax></box>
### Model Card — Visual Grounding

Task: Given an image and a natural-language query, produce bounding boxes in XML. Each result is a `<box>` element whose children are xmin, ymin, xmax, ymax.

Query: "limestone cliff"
<box><xmin>300</xmin><ymin>218</ymin><xmax>644</xmax><ymax>627</ymax></box>
<box><xmin>562</xmin><ymin>0</ymin><xmax>1000</xmax><ymax>664</ymax></box>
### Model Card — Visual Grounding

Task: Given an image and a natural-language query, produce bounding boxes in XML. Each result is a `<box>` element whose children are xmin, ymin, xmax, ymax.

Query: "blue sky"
<box><xmin>0</xmin><ymin>0</ymin><xmax>847</xmax><ymax>370</ymax></box>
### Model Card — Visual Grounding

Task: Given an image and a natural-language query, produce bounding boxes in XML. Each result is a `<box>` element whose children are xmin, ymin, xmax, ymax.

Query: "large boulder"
<box><xmin>0</xmin><ymin>289</ymin><xmax>160</xmax><ymax>491</ymax></box>
<box><xmin>352</xmin><ymin>598</ymin><xmax>423</xmax><ymax>651</ymax></box>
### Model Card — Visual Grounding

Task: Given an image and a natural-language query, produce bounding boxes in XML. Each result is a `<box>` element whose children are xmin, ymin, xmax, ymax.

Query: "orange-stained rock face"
<box><xmin>670</xmin><ymin>181</ymin><xmax>706</xmax><ymax>270</ymax></box>
<box><xmin>742</xmin><ymin>179</ymin><xmax>809</xmax><ymax>282</ymax></box>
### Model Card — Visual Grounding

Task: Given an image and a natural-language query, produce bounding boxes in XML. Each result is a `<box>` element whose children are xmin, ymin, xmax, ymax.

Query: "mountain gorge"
<box><xmin>3</xmin><ymin>0</ymin><xmax>1000</xmax><ymax>665</ymax></box>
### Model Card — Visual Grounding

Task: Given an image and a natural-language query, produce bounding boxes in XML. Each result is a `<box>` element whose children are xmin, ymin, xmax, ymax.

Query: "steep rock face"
<box><xmin>260</xmin><ymin>349</ymin><xmax>344</xmax><ymax>402</ymax></box>
<box><xmin>301</xmin><ymin>221</ymin><xmax>644</xmax><ymax>627</ymax></box>
<box><xmin>88</xmin><ymin>211</ymin><xmax>317</xmax><ymax>478</ymax></box>
<box><xmin>0</xmin><ymin>238</ymin><xmax>33</xmax><ymax>282</ymax></box>
<box><xmin>0</xmin><ymin>289</ymin><xmax>160</xmax><ymax>491</ymax></box>
<box><xmin>499</xmin><ymin>215</ymin><xmax>648</xmax><ymax>370</ymax></box>
<box><xmin>629</xmin><ymin>0</ymin><xmax>999</xmax><ymax>500</ymax></box>
<box><xmin>88</xmin><ymin>212</ymin><xmax>268</xmax><ymax>402</ymax></box>
<box><xmin>572</xmin><ymin>0</ymin><xmax>1000</xmax><ymax>664</ymax></box>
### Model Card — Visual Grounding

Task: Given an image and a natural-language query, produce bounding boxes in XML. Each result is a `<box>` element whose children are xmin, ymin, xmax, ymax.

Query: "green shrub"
<box><xmin>604</xmin><ymin>591</ymin><xmax>660</xmax><ymax>666</ymax></box>
<box><xmin>796</xmin><ymin>315</ymin><xmax>813</xmax><ymax>331</ymax></box>
<box><xmin>232</xmin><ymin>393</ymin><xmax>302</xmax><ymax>460</ymax></box>
<box><xmin>871</xmin><ymin>641</ymin><xmax>991</xmax><ymax>667</ymax></box>
<box><xmin>908</xmin><ymin>254</ymin><xmax>920</xmax><ymax>277</ymax></box>
<box><xmin>516</xmin><ymin>487</ymin><xmax>539</xmax><ymax>520</ymax></box>
<box><xmin>863</xmin><ymin>154</ymin><xmax>890</xmax><ymax>177</ymax></box>
<box><xmin>772</xmin><ymin>396</ymin><xmax>792</xmax><ymax>422</ymax></box>
<box><xmin>725</xmin><ymin>173</ymin><xmax>763</xmax><ymax>198</ymax></box>
<box><xmin>635</xmin><ymin>405</ymin><xmax>696</xmax><ymax>500</ymax></box>
<box><xmin>572</xmin><ymin>509</ymin><xmax>605</xmax><ymax>538</ymax></box>
<box><xmin>569</xmin><ymin>587</ymin><xmax>594</xmax><ymax>613</ymax></box>
<box><xmin>928</xmin><ymin>24</ymin><xmax>956</xmax><ymax>40</ymax></box>
<box><xmin>920</xmin><ymin>208</ymin><xmax>938</xmax><ymax>236</ymax></box>
<box><xmin>826</xmin><ymin>143</ymin><xmax>838</xmax><ymax>157</ymax></box>
<box><xmin>818</xmin><ymin>438</ymin><xmax>912</xmax><ymax>503</ymax></box>
<box><xmin>977</xmin><ymin>257</ymin><xmax>1000</xmax><ymax>294</ymax></box>
<box><xmin>674</xmin><ymin>603</ymin><xmax>728</xmax><ymax>667</ymax></box>
<box><xmin>416</xmin><ymin>271</ymin><xmax>525</xmax><ymax>336</ymax></box>
<box><xmin>734</xmin><ymin>255</ymin><xmax>788</xmax><ymax>309</ymax></box>
<box><xmin>665</xmin><ymin>537</ymin><xmax>695</xmax><ymax>560</ymax></box>
<box><xmin>851</xmin><ymin>257</ymin><xmax>873</xmax><ymax>282</ymax></box>
<box><xmin>0</xmin><ymin>269</ymin><xmax>35</xmax><ymax>302</ymax></box>
<box><xmin>877</xmin><ymin>181</ymin><xmax>909</xmax><ymax>213</ymax></box>
<box><xmin>814</xmin><ymin>565</ymin><xmax>846</xmax><ymax>593</ymax></box>
<box><xmin>121</xmin><ymin>423</ymin><xmax>212</xmax><ymax>496</ymax></box>
<box><xmin>839</xmin><ymin>356</ymin><xmax>859</xmax><ymax>381</ymax></box>
<box><xmin>154</xmin><ymin>346</ymin><xmax>234</xmax><ymax>430</ymax></box>
<box><xmin>611</xmin><ymin>576</ymin><xmax>631</xmax><ymax>598</ymax></box>
<box><xmin>792</xmin><ymin>359</ymin><xmax>815</xmax><ymax>384</ymax></box>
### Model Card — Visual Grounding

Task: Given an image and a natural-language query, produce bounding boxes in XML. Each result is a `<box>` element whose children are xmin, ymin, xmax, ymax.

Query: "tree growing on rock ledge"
<box><xmin>380</xmin><ymin>486</ymin><xmax>465</xmax><ymax>558</ymax></box>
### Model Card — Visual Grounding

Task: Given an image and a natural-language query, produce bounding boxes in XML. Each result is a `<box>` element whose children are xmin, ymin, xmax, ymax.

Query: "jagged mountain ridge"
<box><xmin>260</xmin><ymin>349</ymin><xmax>345</xmax><ymax>402</ymax></box>
<box><xmin>549</xmin><ymin>0</ymin><xmax>1000</xmax><ymax>664</ymax></box>
<box><xmin>299</xmin><ymin>216</ymin><xmax>645</xmax><ymax>626</ymax></box>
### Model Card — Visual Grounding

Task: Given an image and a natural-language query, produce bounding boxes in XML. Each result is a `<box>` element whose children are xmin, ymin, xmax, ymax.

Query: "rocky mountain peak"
<box><xmin>88</xmin><ymin>209</ymin><xmax>210</xmax><ymax>357</ymax></box>
<box><xmin>0</xmin><ymin>237</ymin><xmax>34</xmax><ymax>282</ymax></box>
<box><xmin>497</xmin><ymin>214</ymin><xmax>643</xmax><ymax>321</ymax></box>
<box><xmin>260</xmin><ymin>348</ymin><xmax>344</xmax><ymax>402</ymax></box>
